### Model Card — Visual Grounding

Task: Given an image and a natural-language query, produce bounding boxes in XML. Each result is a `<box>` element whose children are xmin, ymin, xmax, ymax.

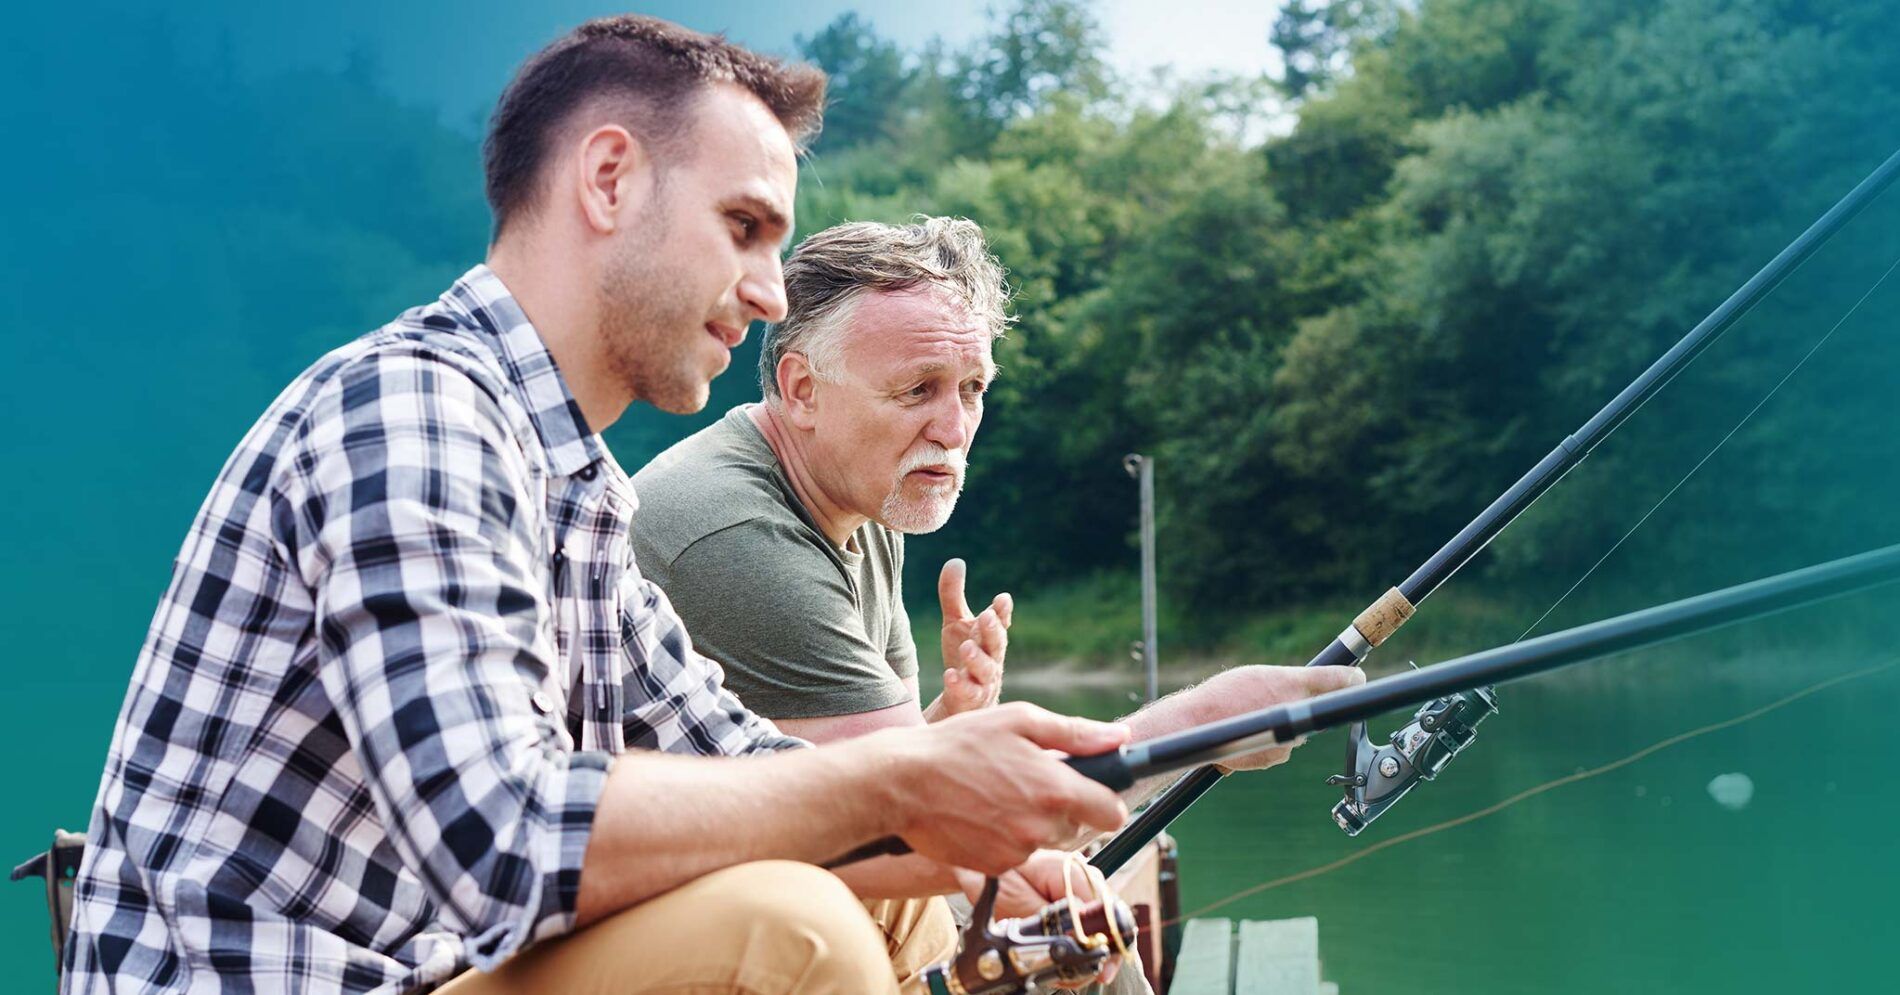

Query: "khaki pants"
<box><xmin>437</xmin><ymin>861</ymin><xmax>957</xmax><ymax>995</ymax></box>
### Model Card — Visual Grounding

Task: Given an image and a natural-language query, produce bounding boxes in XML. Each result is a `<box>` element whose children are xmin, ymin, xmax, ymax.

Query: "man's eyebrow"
<box><xmin>728</xmin><ymin>194</ymin><xmax>790</xmax><ymax>236</ymax></box>
<box><xmin>884</xmin><ymin>358</ymin><xmax>999</xmax><ymax>386</ymax></box>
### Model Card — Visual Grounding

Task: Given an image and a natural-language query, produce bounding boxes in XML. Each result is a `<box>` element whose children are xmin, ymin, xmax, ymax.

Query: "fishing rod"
<box><xmin>1063</xmin><ymin>543</ymin><xmax>1900</xmax><ymax>790</ymax></box>
<box><xmin>903</xmin><ymin>543</ymin><xmax>1900</xmax><ymax>994</ymax></box>
<box><xmin>1089</xmin><ymin>145</ymin><xmax>1900</xmax><ymax>874</ymax></box>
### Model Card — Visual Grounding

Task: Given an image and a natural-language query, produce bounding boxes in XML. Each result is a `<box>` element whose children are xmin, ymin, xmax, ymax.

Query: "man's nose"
<box><xmin>737</xmin><ymin>253</ymin><xmax>788</xmax><ymax>325</ymax></box>
<box><xmin>923</xmin><ymin>394</ymin><xmax>972</xmax><ymax>452</ymax></box>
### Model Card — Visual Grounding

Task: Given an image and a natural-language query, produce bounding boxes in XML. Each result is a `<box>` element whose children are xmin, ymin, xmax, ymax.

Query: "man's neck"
<box><xmin>487</xmin><ymin>239</ymin><xmax>630</xmax><ymax>434</ymax></box>
<box><xmin>748</xmin><ymin>403</ymin><xmax>867</xmax><ymax>548</ymax></box>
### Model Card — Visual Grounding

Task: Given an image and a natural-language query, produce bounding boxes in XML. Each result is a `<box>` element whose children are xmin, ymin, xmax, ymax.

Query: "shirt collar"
<box><xmin>438</xmin><ymin>264</ymin><xmax>606</xmax><ymax>479</ymax></box>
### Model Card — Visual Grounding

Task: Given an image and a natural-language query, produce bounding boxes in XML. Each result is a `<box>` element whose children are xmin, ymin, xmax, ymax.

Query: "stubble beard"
<box><xmin>600</xmin><ymin>220</ymin><xmax>712</xmax><ymax>415</ymax></box>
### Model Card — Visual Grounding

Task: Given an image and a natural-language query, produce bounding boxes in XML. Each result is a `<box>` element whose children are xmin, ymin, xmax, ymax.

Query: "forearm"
<box><xmin>829</xmin><ymin>853</ymin><xmax>964</xmax><ymax>900</ymax></box>
<box><xmin>575</xmin><ymin>734</ymin><xmax>912</xmax><ymax>925</ymax></box>
<box><xmin>1114</xmin><ymin>680</ymin><xmax>1229</xmax><ymax>806</ymax></box>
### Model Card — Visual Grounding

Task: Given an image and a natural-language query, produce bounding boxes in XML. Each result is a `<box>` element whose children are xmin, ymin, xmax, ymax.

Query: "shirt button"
<box><xmin>530</xmin><ymin>691</ymin><xmax>555</xmax><ymax>715</ymax></box>
<box><xmin>576</xmin><ymin>464</ymin><xmax>598</xmax><ymax>481</ymax></box>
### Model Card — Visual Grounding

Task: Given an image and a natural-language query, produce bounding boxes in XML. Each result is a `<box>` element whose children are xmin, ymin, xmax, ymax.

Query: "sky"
<box><xmin>118</xmin><ymin>0</ymin><xmax>1287</xmax><ymax>127</ymax></box>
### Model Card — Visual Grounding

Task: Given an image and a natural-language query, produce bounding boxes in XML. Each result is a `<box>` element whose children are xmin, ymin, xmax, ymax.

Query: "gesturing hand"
<box><xmin>926</xmin><ymin>558</ymin><xmax>1010</xmax><ymax>720</ymax></box>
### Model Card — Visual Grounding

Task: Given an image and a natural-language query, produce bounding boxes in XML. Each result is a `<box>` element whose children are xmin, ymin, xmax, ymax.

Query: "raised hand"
<box><xmin>927</xmin><ymin>558</ymin><xmax>1011</xmax><ymax>720</ymax></box>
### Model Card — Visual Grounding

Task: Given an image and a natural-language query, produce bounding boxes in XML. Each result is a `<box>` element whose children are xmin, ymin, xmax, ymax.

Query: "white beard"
<box><xmin>880</xmin><ymin>483</ymin><xmax>961</xmax><ymax>534</ymax></box>
<box><xmin>877</xmin><ymin>446</ymin><xmax>966</xmax><ymax>534</ymax></box>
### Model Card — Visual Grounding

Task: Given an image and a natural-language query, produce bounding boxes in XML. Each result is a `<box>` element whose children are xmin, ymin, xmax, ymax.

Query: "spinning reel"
<box><xmin>923</xmin><ymin>874</ymin><xmax>1137</xmax><ymax>995</ymax></box>
<box><xmin>1327</xmin><ymin>683</ymin><xmax>1499</xmax><ymax>835</ymax></box>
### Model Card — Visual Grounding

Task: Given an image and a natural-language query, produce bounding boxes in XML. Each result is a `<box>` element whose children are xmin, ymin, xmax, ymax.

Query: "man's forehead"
<box><xmin>683</xmin><ymin>85</ymin><xmax>797</xmax><ymax>215</ymax></box>
<box><xmin>844</xmin><ymin>286</ymin><xmax>995</xmax><ymax>374</ymax></box>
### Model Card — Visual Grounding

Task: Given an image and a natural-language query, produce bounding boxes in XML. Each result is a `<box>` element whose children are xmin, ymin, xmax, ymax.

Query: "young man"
<box><xmin>61</xmin><ymin>18</ymin><xmax>1136</xmax><ymax>995</ymax></box>
<box><xmin>633</xmin><ymin>218</ymin><xmax>1363</xmax><ymax>772</ymax></box>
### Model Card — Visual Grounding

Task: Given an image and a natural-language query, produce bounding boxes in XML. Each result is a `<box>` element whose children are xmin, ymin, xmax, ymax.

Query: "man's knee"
<box><xmin>444</xmin><ymin>861</ymin><xmax>896</xmax><ymax>995</ymax></box>
<box><xmin>666</xmin><ymin>860</ymin><xmax>898</xmax><ymax>995</ymax></box>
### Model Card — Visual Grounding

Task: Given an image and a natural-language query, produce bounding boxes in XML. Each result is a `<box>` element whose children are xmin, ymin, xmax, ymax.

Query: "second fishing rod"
<box><xmin>1088</xmin><ymin>145</ymin><xmax>1900</xmax><ymax>874</ymax></box>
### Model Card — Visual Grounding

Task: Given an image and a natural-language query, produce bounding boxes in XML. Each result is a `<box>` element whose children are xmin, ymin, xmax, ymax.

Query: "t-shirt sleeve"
<box><xmin>657</xmin><ymin>519</ymin><xmax>913</xmax><ymax>719</ymax></box>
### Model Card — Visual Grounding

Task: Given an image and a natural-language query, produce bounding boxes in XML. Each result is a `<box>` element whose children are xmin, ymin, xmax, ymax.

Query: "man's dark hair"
<box><xmin>484</xmin><ymin>15</ymin><xmax>826</xmax><ymax>239</ymax></box>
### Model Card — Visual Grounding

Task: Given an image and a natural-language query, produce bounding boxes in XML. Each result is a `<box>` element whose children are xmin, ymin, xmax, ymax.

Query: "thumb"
<box><xmin>938</xmin><ymin>558</ymin><xmax>973</xmax><ymax>621</ymax></box>
<box><xmin>1304</xmin><ymin>665</ymin><xmax>1368</xmax><ymax>694</ymax></box>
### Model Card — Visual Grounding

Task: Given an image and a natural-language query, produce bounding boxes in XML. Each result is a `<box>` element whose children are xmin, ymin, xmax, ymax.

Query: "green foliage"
<box><xmin>787</xmin><ymin>0</ymin><xmax>1900</xmax><ymax>633</ymax></box>
<box><xmin>48</xmin><ymin>0</ymin><xmax>1896</xmax><ymax>664</ymax></box>
<box><xmin>796</xmin><ymin>13</ymin><xmax>911</xmax><ymax>152</ymax></box>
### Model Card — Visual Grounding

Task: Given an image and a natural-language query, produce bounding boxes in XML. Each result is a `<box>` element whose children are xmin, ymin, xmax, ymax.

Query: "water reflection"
<box><xmin>1004</xmin><ymin>648</ymin><xmax>1900</xmax><ymax>993</ymax></box>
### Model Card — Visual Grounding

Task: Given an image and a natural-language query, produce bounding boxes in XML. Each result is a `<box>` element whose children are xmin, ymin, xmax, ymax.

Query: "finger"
<box><xmin>938</xmin><ymin>559</ymin><xmax>974</xmax><ymax>622</ymax></box>
<box><xmin>1003</xmin><ymin>703</ymin><xmax>1132</xmax><ymax>755</ymax></box>
<box><xmin>943</xmin><ymin>668</ymin><xmax>980</xmax><ymax>704</ymax></box>
<box><xmin>975</xmin><ymin>609</ymin><xmax>1007</xmax><ymax>658</ymax></box>
<box><xmin>1061</xmin><ymin>784</ymin><xmax>1128</xmax><ymax>836</ymax></box>
<box><xmin>962</xmin><ymin>640</ymin><xmax>1001</xmax><ymax>686</ymax></box>
<box><xmin>992</xmin><ymin>592</ymin><xmax>1014</xmax><ymax>628</ymax></box>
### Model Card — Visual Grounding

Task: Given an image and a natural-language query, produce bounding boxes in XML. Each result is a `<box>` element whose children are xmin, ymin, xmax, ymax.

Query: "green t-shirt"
<box><xmin>631</xmin><ymin>405</ymin><xmax>919</xmax><ymax>719</ymax></box>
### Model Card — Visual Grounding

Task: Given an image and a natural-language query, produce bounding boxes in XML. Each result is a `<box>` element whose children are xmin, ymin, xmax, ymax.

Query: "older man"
<box><xmin>636</xmin><ymin>217</ymin><xmax>1360</xmax><ymax>752</ymax></box>
<box><xmin>632</xmin><ymin>221</ymin><xmax>1363</xmax><ymax>898</ymax></box>
<box><xmin>633</xmin><ymin>219</ymin><xmax>1018</xmax><ymax>736</ymax></box>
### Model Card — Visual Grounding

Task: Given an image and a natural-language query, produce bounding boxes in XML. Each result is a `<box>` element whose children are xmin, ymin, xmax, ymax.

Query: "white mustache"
<box><xmin>898</xmin><ymin>445</ymin><xmax>966</xmax><ymax>481</ymax></box>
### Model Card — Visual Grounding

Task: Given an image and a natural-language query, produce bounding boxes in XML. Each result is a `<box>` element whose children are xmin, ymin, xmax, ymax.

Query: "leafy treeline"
<box><xmin>779</xmin><ymin>0</ymin><xmax>1900</xmax><ymax>622</ymax></box>
<box><xmin>14</xmin><ymin>2</ymin><xmax>1895</xmax><ymax>649</ymax></box>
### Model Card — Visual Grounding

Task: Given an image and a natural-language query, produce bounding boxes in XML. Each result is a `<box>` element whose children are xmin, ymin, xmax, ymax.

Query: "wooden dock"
<box><xmin>1166</xmin><ymin>916</ymin><xmax>1338</xmax><ymax>994</ymax></box>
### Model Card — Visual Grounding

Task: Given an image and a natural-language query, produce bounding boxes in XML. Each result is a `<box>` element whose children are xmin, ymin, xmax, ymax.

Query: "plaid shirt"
<box><xmin>64</xmin><ymin>266</ymin><xmax>802</xmax><ymax>994</ymax></box>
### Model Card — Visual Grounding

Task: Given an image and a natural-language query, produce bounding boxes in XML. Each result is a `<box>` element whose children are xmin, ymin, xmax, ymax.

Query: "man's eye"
<box><xmin>904</xmin><ymin>383</ymin><xmax>931</xmax><ymax>400</ymax></box>
<box><xmin>962</xmin><ymin>380</ymin><xmax>988</xmax><ymax>396</ymax></box>
<box><xmin>730</xmin><ymin>214</ymin><xmax>758</xmax><ymax>240</ymax></box>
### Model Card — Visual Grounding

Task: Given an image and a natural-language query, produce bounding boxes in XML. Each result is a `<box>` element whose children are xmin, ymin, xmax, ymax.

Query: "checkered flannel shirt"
<box><xmin>63</xmin><ymin>265</ymin><xmax>803</xmax><ymax>994</ymax></box>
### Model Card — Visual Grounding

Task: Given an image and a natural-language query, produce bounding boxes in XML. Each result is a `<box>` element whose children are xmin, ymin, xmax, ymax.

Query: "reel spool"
<box><xmin>1328</xmin><ymin>685</ymin><xmax>1499</xmax><ymax>836</ymax></box>
<box><xmin>924</xmin><ymin>875</ymin><xmax>1137</xmax><ymax>995</ymax></box>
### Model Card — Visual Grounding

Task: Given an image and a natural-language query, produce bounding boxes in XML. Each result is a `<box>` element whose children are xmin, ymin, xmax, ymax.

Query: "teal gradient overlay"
<box><xmin>3</xmin><ymin>1</ymin><xmax>1898</xmax><ymax>990</ymax></box>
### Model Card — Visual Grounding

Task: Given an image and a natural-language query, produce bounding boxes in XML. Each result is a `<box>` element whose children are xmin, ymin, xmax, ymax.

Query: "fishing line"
<box><xmin>1513</xmin><ymin>253</ymin><xmax>1900</xmax><ymax>643</ymax></box>
<box><xmin>1165</xmin><ymin>656</ymin><xmax>1899</xmax><ymax>924</ymax></box>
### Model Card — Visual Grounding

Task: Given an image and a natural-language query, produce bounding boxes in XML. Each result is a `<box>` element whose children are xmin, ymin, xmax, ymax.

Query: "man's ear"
<box><xmin>571</xmin><ymin>124</ymin><xmax>654</xmax><ymax>235</ymax></box>
<box><xmin>779</xmin><ymin>353</ymin><xmax>822</xmax><ymax>431</ymax></box>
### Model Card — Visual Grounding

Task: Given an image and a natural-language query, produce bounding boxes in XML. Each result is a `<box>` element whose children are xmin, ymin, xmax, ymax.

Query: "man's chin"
<box><xmin>640</xmin><ymin>378</ymin><xmax>713</xmax><ymax>416</ymax></box>
<box><xmin>879</xmin><ymin>495</ymin><xmax>960</xmax><ymax>535</ymax></box>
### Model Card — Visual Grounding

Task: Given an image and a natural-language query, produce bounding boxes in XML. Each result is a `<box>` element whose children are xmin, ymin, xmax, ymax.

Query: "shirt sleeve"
<box><xmin>659</xmin><ymin>520</ymin><xmax>916</xmax><ymax>719</ymax></box>
<box><xmin>616</xmin><ymin>571</ymin><xmax>808</xmax><ymax>755</ymax></box>
<box><xmin>276</xmin><ymin>350</ymin><xmax>608</xmax><ymax>970</ymax></box>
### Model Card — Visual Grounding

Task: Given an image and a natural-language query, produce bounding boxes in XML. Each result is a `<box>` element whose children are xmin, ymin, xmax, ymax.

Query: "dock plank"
<box><xmin>1234</xmin><ymin>917</ymin><xmax>1319</xmax><ymax>995</ymax></box>
<box><xmin>1168</xmin><ymin>918</ymin><xmax>1233</xmax><ymax>994</ymax></box>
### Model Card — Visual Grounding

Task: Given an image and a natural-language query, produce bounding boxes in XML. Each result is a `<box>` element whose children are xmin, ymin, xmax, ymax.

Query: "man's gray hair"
<box><xmin>759</xmin><ymin>216</ymin><xmax>1012</xmax><ymax>399</ymax></box>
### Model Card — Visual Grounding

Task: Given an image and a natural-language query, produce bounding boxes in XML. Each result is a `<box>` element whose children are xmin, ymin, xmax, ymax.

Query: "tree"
<box><xmin>796</xmin><ymin>13</ymin><xmax>911</xmax><ymax>152</ymax></box>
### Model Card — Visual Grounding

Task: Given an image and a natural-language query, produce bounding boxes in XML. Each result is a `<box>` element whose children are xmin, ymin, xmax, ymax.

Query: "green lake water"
<box><xmin>1013</xmin><ymin>635</ymin><xmax>1900</xmax><ymax>994</ymax></box>
<box><xmin>8</xmin><ymin>608</ymin><xmax>1897</xmax><ymax>991</ymax></box>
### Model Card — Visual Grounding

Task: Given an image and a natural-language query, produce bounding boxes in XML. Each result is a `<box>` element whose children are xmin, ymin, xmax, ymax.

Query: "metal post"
<box><xmin>1125</xmin><ymin>454</ymin><xmax>1159</xmax><ymax>703</ymax></box>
